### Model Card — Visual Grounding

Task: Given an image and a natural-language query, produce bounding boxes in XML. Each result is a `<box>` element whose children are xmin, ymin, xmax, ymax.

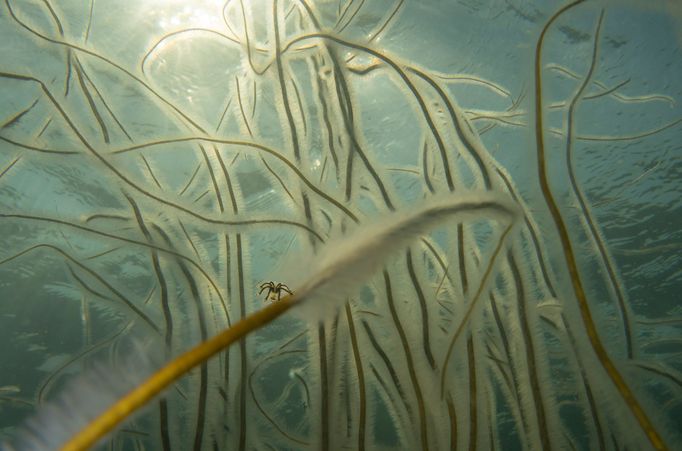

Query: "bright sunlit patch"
<box><xmin>144</xmin><ymin>0</ymin><xmax>226</xmax><ymax>30</ymax></box>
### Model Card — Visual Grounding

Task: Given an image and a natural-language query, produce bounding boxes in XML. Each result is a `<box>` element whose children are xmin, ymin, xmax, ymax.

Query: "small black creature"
<box><xmin>259</xmin><ymin>281</ymin><xmax>293</xmax><ymax>302</ymax></box>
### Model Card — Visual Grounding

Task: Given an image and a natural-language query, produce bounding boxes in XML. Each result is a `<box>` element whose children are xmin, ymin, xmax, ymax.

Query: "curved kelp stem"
<box><xmin>533</xmin><ymin>2</ymin><xmax>667</xmax><ymax>449</ymax></box>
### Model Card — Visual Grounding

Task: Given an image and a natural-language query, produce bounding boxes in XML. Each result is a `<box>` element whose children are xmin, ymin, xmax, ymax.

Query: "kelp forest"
<box><xmin>0</xmin><ymin>0</ymin><xmax>680</xmax><ymax>450</ymax></box>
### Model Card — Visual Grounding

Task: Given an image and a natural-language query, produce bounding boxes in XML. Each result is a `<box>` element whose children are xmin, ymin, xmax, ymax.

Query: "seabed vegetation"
<box><xmin>0</xmin><ymin>0</ymin><xmax>680</xmax><ymax>450</ymax></box>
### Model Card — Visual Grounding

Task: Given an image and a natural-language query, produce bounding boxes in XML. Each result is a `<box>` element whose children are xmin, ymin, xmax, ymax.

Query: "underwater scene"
<box><xmin>0</xmin><ymin>0</ymin><xmax>681</xmax><ymax>449</ymax></box>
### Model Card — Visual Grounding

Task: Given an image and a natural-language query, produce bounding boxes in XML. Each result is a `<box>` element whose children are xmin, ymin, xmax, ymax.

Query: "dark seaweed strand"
<box><xmin>141</xmin><ymin>155</ymin><xmax>162</xmax><ymax>189</ymax></box>
<box><xmin>1</xmin><ymin>97</ymin><xmax>39</xmax><ymax>128</ymax></box>
<box><xmin>273</xmin><ymin>0</ymin><xmax>302</xmax><ymax>162</ymax></box>
<box><xmin>485</xmin><ymin>390</ymin><xmax>497</xmax><ymax>450</ymax></box>
<box><xmin>179</xmin><ymin>163</ymin><xmax>202</xmax><ymax>196</ymax></box>
<box><xmin>302</xmin><ymin>191</ymin><xmax>319</xmax><ymax>248</ymax></box>
<box><xmin>335</xmin><ymin>0</ymin><xmax>365</xmax><ymax>33</ymax></box>
<box><xmin>421</xmin><ymin>141</ymin><xmax>436</xmax><ymax>194</ymax></box>
<box><xmin>383</xmin><ymin>270</ymin><xmax>429</xmax><ymax>450</ymax></box>
<box><xmin>39</xmin><ymin>0</ymin><xmax>63</xmax><ymax>34</ymax></box>
<box><xmin>213</xmin><ymin>180</ymin><xmax>236</xmax><ymax>442</ymax></box>
<box><xmin>367</xmin><ymin>0</ymin><xmax>404</xmax><ymax>44</ymax></box>
<box><xmin>213</xmin><ymin>145</ymin><xmax>239</xmax><ymax>215</ymax></box>
<box><xmin>235</xmin><ymin>76</ymin><xmax>254</xmax><ymax>137</ymax></box>
<box><xmin>634</xmin><ymin>363</ymin><xmax>682</xmax><ymax>391</ymax></box>
<box><xmin>317</xmin><ymin>321</ymin><xmax>330</xmax><ymax>451</ymax></box>
<box><xmin>407</xmin><ymin>67</ymin><xmax>492</xmax><ymax>190</ymax></box>
<box><xmin>250</xmin><ymin>78</ymin><xmax>257</xmax><ymax>118</ymax></box>
<box><xmin>368</xmin><ymin>363</ymin><xmax>406</xmax><ymax>430</ymax></box>
<box><xmin>0</xmin><ymin>157</ymin><xmax>20</xmax><ymax>179</ymax></box>
<box><xmin>489</xmin><ymin>293</ymin><xmax>531</xmax><ymax>444</ymax></box>
<box><xmin>322</xmin><ymin>308</ymin><xmax>341</xmax><ymax>447</ymax></box>
<box><xmin>583</xmin><ymin>78</ymin><xmax>630</xmax><ymax>101</ymax></box>
<box><xmin>215</xmin><ymin>95</ymin><xmax>233</xmax><ymax>134</ymax></box>
<box><xmin>334</xmin><ymin>57</ymin><xmax>356</xmax><ymax>202</ymax></box>
<box><xmin>457</xmin><ymin>224</ymin><xmax>468</xmax><ymax>295</ymax></box>
<box><xmin>466</xmin><ymin>335</ymin><xmax>478</xmax><ymax>451</ymax></box>
<box><xmin>66</xmin><ymin>265</ymin><xmax>115</xmax><ymax>304</ymax></box>
<box><xmin>562</xmin><ymin>314</ymin><xmax>607</xmax><ymax>451</ymax></box>
<box><xmin>420</xmin><ymin>237</ymin><xmax>455</xmax><ymax>290</ymax></box>
<box><xmin>327</xmin><ymin>49</ymin><xmax>395</xmax><ymax>210</ymax></box>
<box><xmin>84</xmin><ymin>0</ymin><xmax>94</xmax><ymax>42</ymax></box>
<box><xmin>75</xmin><ymin>55</ymin><xmax>133</xmax><ymax>141</ymax></box>
<box><xmin>344</xmin><ymin>303</ymin><xmax>366</xmax><ymax>450</ymax></box>
<box><xmin>125</xmin><ymin>194</ymin><xmax>173</xmax><ymax>449</ymax></box>
<box><xmin>0</xmin><ymin>136</ymin><xmax>80</xmax><ymax>155</ymax></box>
<box><xmin>215</xmin><ymin>142</ymin><xmax>237</xmax><ymax>409</ymax></box>
<box><xmin>83</xmin><ymin>213</ymin><xmax>129</xmax><ymax>223</ymax></box>
<box><xmin>0</xmin><ymin>72</ymin><xmax>325</xmax><ymax>240</ymax></box>
<box><xmin>174</xmin><ymin>261</ymin><xmax>209</xmax><ymax>451</ymax></box>
<box><xmin>177</xmin><ymin>220</ymin><xmax>200</xmax><ymax>259</ymax></box>
<box><xmin>328</xmin><ymin>311</ymin><xmax>341</xmax><ymax>439</ymax></box>
<box><xmin>405</xmin><ymin>248</ymin><xmax>436</xmax><ymax>369</ymax></box>
<box><xmin>64</xmin><ymin>48</ymin><xmax>73</xmax><ymax>96</ymax></box>
<box><xmin>72</xmin><ymin>55</ymin><xmax>110</xmax><ymax>143</ymax></box>
<box><xmin>153</xmin><ymin>227</ymin><xmax>210</xmax><ymax>450</ymax></box>
<box><xmin>293</xmin><ymin>371</ymin><xmax>312</xmax><ymax>408</ymax></box>
<box><xmin>84</xmin><ymin>245</ymin><xmax>121</xmax><ymax>260</ymax></box>
<box><xmin>495</xmin><ymin>168</ymin><xmax>557</xmax><ymax>298</ymax></box>
<box><xmin>236</xmin><ymin>234</ymin><xmax>248</xmax><ymax>451</ymax></box>
<box><xmin>360</xmin><ymin>319</ymin><xmax>413</xmax><ymax>417</ymax></box>
<box><xmin>533</xmin><ymin>3</ymin><xmax>665</xmax><ymax>449</ymax></box>
<box><xmin>508</xmin><ymin>250</ymin><xmax>551</xmax><ymax>451</ymax></box>
<box><xmin>221</xmin><ymin>232</ymin><xmax>232</xmax><ymax>425</ymax></box>
<box><xmin>312</xmin><ymin>56</ymin><xmax>340</xmax><ymax>178</ymax></box>
<box><xmin>319</xmin><ymin>155</ymin><xmax>329</xmax><ymax>184</ymax></box>
<box><xmin>260</xmin><ymin>157</ymin><xmax>297</xmax><ymax>203</ymax></box>
<box><xmin>483</xmin><ymin>340</ymin><xmax>514</xmax><ymax>395</ymax></box>
<box><xmin>199</xmin><ymin>144</ymin><xmax>225</xmax><ymax>212</ymax></box>
<box><xmin>289</xmin><ymin>75</ymin><xmax>308</xmax><ymax>136</ymax></box>
<box><xmin>563</xmin><ymin>9</ymin><xmax>633</xmax><ymax>359</ymax></box>
<box><xmin>193</xmin><ymin>190</ymin><xmax>209</xmax><ymax>203</ymax></box>
<box><xmin>36</xmin><ymin>116</ymin><xmax>52</xmax><ymax>137</ymax></box>
<box><xmin>440</xmin><ymin>223</ymin><xmax>514</xmax><ymax>395</ymax></box>
<box><xmin>343</xmin><ymin>360</ymin><xmax>353</xmax><ymax>437</ymax></box>
<box><xmin>3</xmin><ymin>243</ymin><xmax>160</xmax><ymax>334</ymax></box>
<box><xmin>446</xmin><ymin>392</ymin><xmax>458</xmax><ymax>450</ymax></box>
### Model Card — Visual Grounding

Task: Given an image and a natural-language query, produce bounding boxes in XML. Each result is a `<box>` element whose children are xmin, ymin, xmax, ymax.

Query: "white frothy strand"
<box><xmin>288</xmin><ymin>192</ymin><xmax>518</xmax><ymax>317</ymax></box>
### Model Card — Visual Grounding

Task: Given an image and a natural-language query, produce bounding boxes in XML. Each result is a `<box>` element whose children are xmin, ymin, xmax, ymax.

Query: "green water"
<box><xmin>0</xmin><ymin>0</ymin><xmax>680</xmax><ymax>449</ymax></box>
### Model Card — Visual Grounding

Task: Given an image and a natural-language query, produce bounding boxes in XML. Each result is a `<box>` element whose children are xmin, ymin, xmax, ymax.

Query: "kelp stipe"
<box><xmin>46</xmin><ymin>193</ymin><xmax>517</xmax><ymax>450</ymax></box>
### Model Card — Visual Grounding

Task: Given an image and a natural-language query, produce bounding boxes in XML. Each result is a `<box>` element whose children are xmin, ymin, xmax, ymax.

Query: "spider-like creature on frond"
<box><xmin>259</xmin><ymin>281</ymin><xmax>293</xmax><ymax>302</ymax></box>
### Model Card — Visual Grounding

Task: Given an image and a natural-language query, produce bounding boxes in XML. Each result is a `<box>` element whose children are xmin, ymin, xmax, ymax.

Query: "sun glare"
<box><xmin>145</xmin><ymin>0</ymin><xmax>226</xmax><ymax>29</ymax></box>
